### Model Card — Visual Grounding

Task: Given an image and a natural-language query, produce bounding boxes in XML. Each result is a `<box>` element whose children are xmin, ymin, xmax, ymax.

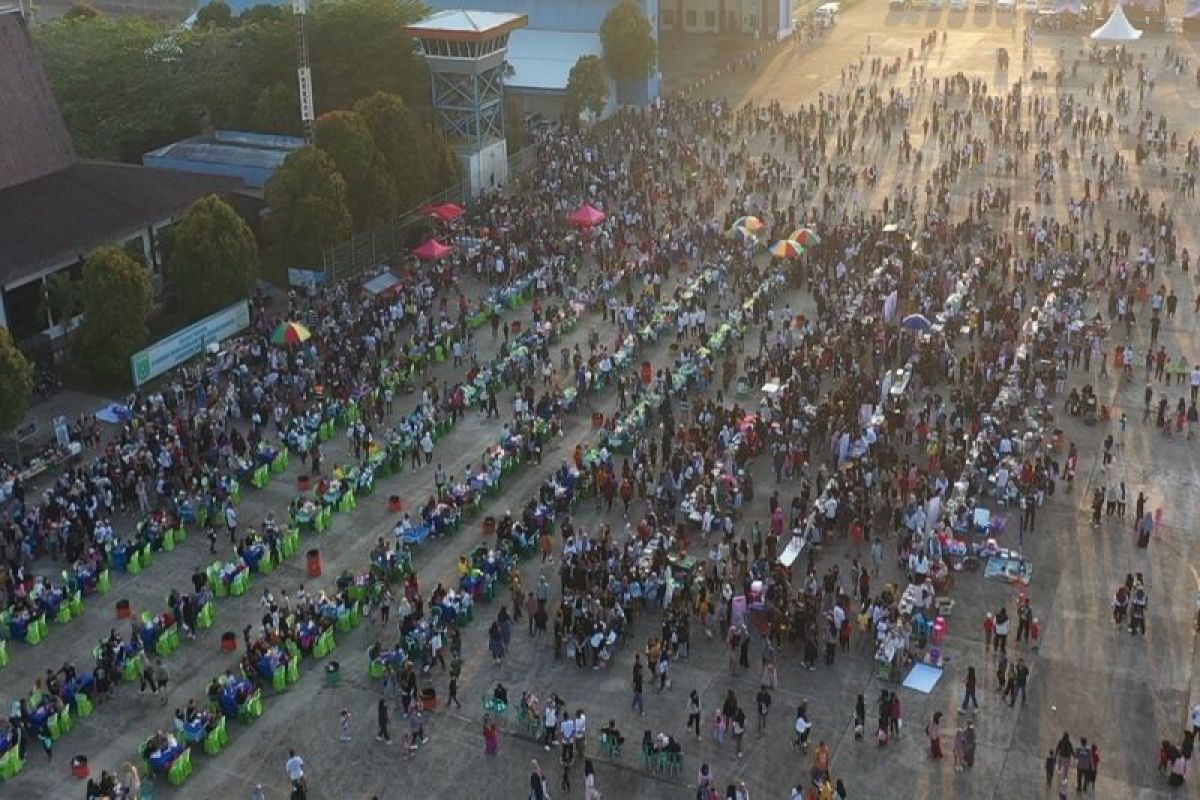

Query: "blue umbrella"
<box><xmin>901</xmin><ymin>313</ymin><xmax>932</xmax><ymax>331</ymax></box>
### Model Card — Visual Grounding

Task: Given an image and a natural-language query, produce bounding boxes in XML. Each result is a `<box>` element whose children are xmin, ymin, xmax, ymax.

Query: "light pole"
<box><xmin>292</xmin><ymin>0</ymin><xmax>315</xmax><ymax>144</ymax></box>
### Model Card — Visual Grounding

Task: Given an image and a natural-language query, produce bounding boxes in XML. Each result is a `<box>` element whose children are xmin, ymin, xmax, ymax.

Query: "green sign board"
<box><xmin>130</xmin><ymin>300</ymin><xmax>251</xmax><ymax>386</ymax></box>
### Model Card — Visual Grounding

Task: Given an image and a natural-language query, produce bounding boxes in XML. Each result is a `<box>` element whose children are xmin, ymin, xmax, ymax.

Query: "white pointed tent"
<box><xmin>1090</xmin><ymin>4</ymin><xmax>1143</xmax><ymax>39</ymax></box>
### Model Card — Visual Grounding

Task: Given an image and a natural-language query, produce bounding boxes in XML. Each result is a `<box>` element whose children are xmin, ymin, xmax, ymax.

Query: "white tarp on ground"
<box><xmin>363</xmin><ymin>271</ymin><xmax>400</xmax><ymax>295</ymax></box>
<box><xmin>1091</xmin><ymin>4</ymin><xmax>1143</xmax><ymax>39</ymax></box>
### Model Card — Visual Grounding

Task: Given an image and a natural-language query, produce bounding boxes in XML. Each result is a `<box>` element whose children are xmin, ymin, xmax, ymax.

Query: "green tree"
<box><xmin>308</xmin><ymin>0</ymin><xmax>428</xmax><ymax>113</ymax></box>
<box><xmin>353</xmin><ymin>92</ymin><xmax>438</xmax><ymax>210</ymax></box>
<box><xmin>564</xmin><ymin>55</ymin><xmax>610</xmax><ymax>123</ymax></box>
<box><xmin>36</xmin><ymin>17</ymin><xmax>187</xmax><ymax>160</ymax></box>
<box><xmin>0</xmin><ymin>329</ymin><xmax>34</xmax><ymax>435</ymax></box>
<box><xmin>170</xmin><ymin>195</ymin><xmax>259</xmax><ymax>319</ymax></box>
<box><xmin>264</xmin><ymin>146</ymin><xmax>353</xmax><ymax>270</ymax></box>
<box><xmin>253</xmin><ymin>83</ymin><xmax>302</xmax><ymax>135</ymax></box>
<box><xmin>40</xmin><ymin>272</ymin><xmax>82</xmax><ymax>330</ymax></box>
<box><xmin>239</xmin><ymin>4</ymin><xmax>285</xmax><ymax>25</ymax></box>
<box><xmin>314</xmin><ymin>110</ymin><xmax>397</xmax><ymax>226</ymax></box>
<box><xmin>75</xmin><ymin>247</ymin><xmax>152</xmax><ymax>386</ymax></box>
<box><xmin>194</xmin><ymin>0</ymin><xmax>234</xmax><ymax>29</ymax></box>
<box><xmin>600</xmin><ymin>0</ymin><xmax>658</xmax><ymax>81</ymax></box>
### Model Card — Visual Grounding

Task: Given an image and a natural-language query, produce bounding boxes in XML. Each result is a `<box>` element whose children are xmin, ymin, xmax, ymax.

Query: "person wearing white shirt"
<box><xmin>284</xmin><ymin>750</ymin><xmax>305</xmax><ymax>789</ymax></box>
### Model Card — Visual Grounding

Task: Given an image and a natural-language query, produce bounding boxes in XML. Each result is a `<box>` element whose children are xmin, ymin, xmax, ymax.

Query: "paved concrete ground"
<box><xmin>7</xmin><ymin>6</ymin><xmax>1200</xmax><ymax>800</ymax></box>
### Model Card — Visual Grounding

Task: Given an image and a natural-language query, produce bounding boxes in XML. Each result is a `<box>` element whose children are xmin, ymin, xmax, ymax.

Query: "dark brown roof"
<box><xmin>0</xmin><ymin>12</ymin><xmax>75</xmax><ymax>191</ymax></box>
<box><xmin>0</xmin><ymin>161</ymin><xmax>241</xmax><ymax>287</ymax></box>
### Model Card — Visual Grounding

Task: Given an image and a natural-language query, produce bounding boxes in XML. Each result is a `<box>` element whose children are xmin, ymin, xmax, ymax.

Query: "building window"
<box><xmin>748</xmin><ymin>14</ymin><xmax>758</xmax><ymax>28</ymax></box>
<box><xmin>704</xmin><ymin>10</ymin><xmax>716</xmax><ymax>26</ymax></box>
<box><xmin>686</xmin><ymin>9</ymin><xmax>696</xmax><ymax>25</ymax></box>
<box><xmin>662</xmin><ymin>8</ymin><xmax>674</xmax><ymax>24</ymax></box>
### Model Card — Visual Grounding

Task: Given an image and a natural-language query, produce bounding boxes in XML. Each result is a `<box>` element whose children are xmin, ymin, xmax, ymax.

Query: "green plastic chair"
<box><xmin>162</xmin><ymin>528</ymin><xmax>175</xmax><ymax>552</ymax></box>
<box><xmin>368</xmin><ymin>659</ymin><xmax>385</xmax><ymax>679</ymax></box>
<box><xmin>286</xmin><ymin>659</ymin><xmax>300</xmax><ymax>685</ymax></box>
<box><xmin>230</xmin><ymin>572</ymin><xmax>249</xmax><ymax>597</ymax></box>
<box><xmin>122</xmin><ymin>658</ymin><xmax>141</xmax><ymax>682</ymax></box>
<box><xmin>46</xmin><ymin>712</ymin><xmax>61</xmax><ymax>740</ymax></box>
<box><xmin>173</xmin><ymin>527</ymin><xmax>187</xmax><ymax>544</ymax></box>
<box><xmin>272</xmin><ymin>668</ymin><xmax>287</xmax><ymax>692</ymax></box>
<box><xmin>203</xmin><ymin>724</ymin><xmax>223</xmax><ymax>755</ymax></box>
<box><xmin>259</xmin><ymin>552</ymin><xmax>275</xmax><ymax>575</ymax></box>
<box><xmin>55</xmin><ymin>603</ymin><xmax>72</xmax><ymax>625</ymax></box>
<box><xmin>0</xmin><ymin>639</ymin><xmax>8</xmax><ymax>667</ymax></box>
<box><xmin>230</xmin><ymin>480</ymin><xmax>241</xmax><ymax>504</ymax></box>
<box><xmin>97</xmin><ymin>569</ymin><xmax>111</xmax><ymax>594</ymax></box>
<box><xmin>69</xmin><ymin>592</ymin><xmax>83</xmax><ymax>618</ymax></box>
<box><xmin>26</xmin><ymin>619</ymin><xmax>43</xmax><ymax>645</ymax></box>
<box><xmin>140</xmin><ymin>544</ymin><xmax>153</xmax><ymax>569</ymax></box>
<box><xmin>127</xmin><ymin>551</ymin><xmax>142</xmax><ymax>575</ymax></box>
<box><xmin>58</xmin><ymin>706</ymin><xmax>72</xmax><ymax>735</ymax></box>
<box><xmin>75</xmin><ymin>693</ymin><xmax>94</xmax><ymax>718</ymax></box>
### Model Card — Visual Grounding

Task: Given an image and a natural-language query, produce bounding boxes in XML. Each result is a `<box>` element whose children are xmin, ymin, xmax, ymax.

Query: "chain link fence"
<box><xmin>321</xmin><ymin>145</ymin><xmax>537</xmax><ymax>285</ymax></box>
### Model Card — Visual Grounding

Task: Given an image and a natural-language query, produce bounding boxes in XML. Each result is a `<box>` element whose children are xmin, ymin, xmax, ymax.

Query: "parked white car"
<box><xmin>950</xmin><ymin>0</ymin><xmax>967</xmax><ymax>11</ymax></box>
<box><xmin>995</xmin><ymin>0</ymin><xmax>1015</xmax><ymax>10</ymax></box>
<box><xmin>975</xmin><ymin>0</ymin><xmax>992</xmax><ymax>9</ymax></box>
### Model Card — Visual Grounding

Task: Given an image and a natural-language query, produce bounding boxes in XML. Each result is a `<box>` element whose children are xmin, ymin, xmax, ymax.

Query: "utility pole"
<box><xmin>292</xmin><ymin>0</ymin><xmax>315</xmax><ymax>144</ymax></box>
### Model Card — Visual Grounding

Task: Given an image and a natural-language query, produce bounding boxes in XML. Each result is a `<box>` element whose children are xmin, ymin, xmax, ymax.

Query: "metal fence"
<box><xmin>321</xmin><ymin>144</ymin><xmax>537</xmax><ymax>285</ymax></box>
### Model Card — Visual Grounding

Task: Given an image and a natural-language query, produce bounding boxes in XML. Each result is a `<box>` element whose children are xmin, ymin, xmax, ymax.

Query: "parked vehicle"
<box><xmin>995</xmin><ymin>0</ymin><xmax>1015</xmax><ymax>11</ymax></box>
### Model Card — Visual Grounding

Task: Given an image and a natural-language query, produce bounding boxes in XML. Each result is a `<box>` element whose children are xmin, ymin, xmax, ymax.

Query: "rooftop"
<box><xmin>0</xmin><ymin>162</ymin><xmax>242</xmax><ymax>288</ymax></box>
<box><xmin>402</xmin><ymin>9</ymin><xmax>528</xmax><ymax>41</ymax></box>
<box><xmin>0</xmin><ymin>12</ymin><xmax>75</xmax><ymax>191</ymax></box>
<box><xmin>506</xmin><ymin>28</ymin><xmax>604</xmax><ymax>92</ymax></box>
<box><xmin>143</xmin><ymin>130</ymin><xmax>304</xmax><ymax>189</ymax></box>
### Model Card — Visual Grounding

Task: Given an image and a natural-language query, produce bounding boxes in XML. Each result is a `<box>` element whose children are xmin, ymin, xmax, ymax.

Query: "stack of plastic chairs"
<box><xmin>230</xmin><ymin>571</ymin><xmax>250</xmax><ymax>597</ymax></box>
<box><xmin>0</xmin><ymin>747</ymin><xmax>24</xmax><ymax>780</ymax></box>
<box><xmin>196</xmin><ymin>602</ymin><xmax>215</xmax><ymax>630</ymax></box>
<box><xmin>97</xmin><ymin>569</ymin><xmax>111</xmax><ymax>594</ymax></box>
<box><xmin>285</xmin><ymin>658</ymin><xmax>300</xmax><ymax>685</ymax></box>
<box><xmin>0</xmin><ymin>639</ymin><xmax>8</xmax><ymax>667</ymax></box>
<box><xmin>271</xmin><ymin>449</ymin><xmax>289</xmax><ymax>475</ymax></box>
<box><xmin>167</xmin><ymin>749</ymin><xmax>192</xmax><ymax>785</ymax></box>
<box><xmin>162</xmin><ymin>528</ymin><xmax>175</xmax><ymax>552</ymax></box>
<box><xmin>251</xmin><ymin>465</ymin><xmax>269</xmax><ymax>490</ymax></box>
<box><xmin>127</xmin><ymin>550</ymin><xmax>142</xmax><ymax>575</ymax></box>
<box><xmin>74</xmin><ymin>693</ymin><xmax>94</xmax><ymax>718</ymax></box>
<box><xmin>208</xmin><ymin>564</ymin><xmax>227</xmax><ymax>598</ymax></box>
<box><xmin>69</xmin><ymin>591</ymin><xmax>83</xmax><ymax>618</ymax></box>
<box><xmin>26</xmin><ymin>615</ymin><xmax>46</xmax><ymax>645</ymax></box>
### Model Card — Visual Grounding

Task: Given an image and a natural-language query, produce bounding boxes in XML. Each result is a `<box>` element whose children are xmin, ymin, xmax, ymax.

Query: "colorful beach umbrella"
<box><xmin>789</xmin><ymin>227</ymin><xmax>821</xmax><ymax>246</ymax></box>
<box><xmin>768</xmin><ymin>240</ymin><xmax>806</xmax><ymax>258</ymax></box>
<box><xmin>727</xmin><ymin>225</ymin><xmax>761</xmax><ymax>243</ymax></box>
<box><xmin>413</xmin><ymin>238</ymin><xmax>453</xmax><ymax>260</ymax></box>
<box><xmin>733</xmin><ymin>215</ymin><xmax>765</xmax><ymax>234</ymax></box>
<box><xmin>271</xmin><ymin>321</ymin><xmax>312</xmax><ymax>346</ymax></box>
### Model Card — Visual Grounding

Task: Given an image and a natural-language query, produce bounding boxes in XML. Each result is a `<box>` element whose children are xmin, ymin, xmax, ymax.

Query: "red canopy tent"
<box><xmin>424</xmin><ymin>203</ymin><xmax>465</xmax><ymax>222</ymax></box>
<box><xmin>413</xmin><ymin>239</ymin><xmax>453</xmax><ymax>260</ymax></box>
<box><xmin>566</xmin><ymin>203</ymin><xmax>606</xmax><ymax>228</ymax></box>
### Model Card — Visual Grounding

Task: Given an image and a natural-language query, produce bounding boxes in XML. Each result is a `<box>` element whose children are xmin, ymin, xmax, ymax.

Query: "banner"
<box><xmin>130</xmin><ymin>300</ymin><xmax>250</xmax><ymax>386</ymax></box>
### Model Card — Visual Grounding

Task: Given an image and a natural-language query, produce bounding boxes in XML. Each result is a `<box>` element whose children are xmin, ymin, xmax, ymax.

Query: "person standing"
<box><xmin>631</xmin><ymin>656</ymin><xmax>645</xmax><ymax>715</ymax></box>
<box><xmin>376</xmin><ymin>699</ymin><xmax>391</xmax><ymax>743</ymax></box>
<box><xmin>961</xmin><ymin>666</ymin><xmax>978</xmax><ymax>710</ymax></box>
<box><xmin>1075</xmin><ymin>738</ymin><xmax>1092</xmax><ymax>792</ymax></box>
<box><xmin>926</xmin><ymin>712</ymin><xmax>943</xmax><ymax>759</ymax></box>
<box><xmin>583</xmin><ymin>759</ymin><xmax>600</xmax><ymax>800</ymax></box>
<box><xmin>529</xmin><ymin>759</ymin><xmax>548</xmax><ymax>800</ymax></box>
<box><xmin>687</xmin><ymin>690</ymin><xmax>702</xmax><ymax>740</ymax></box>
<box><xmin>482</xmin><ymin>713</ymin><xmax>498</xmax><ymax>757</ymax></box>
<box><xmin>224</xmin><ymin>502</ymin><xmax>238</xmax><ymax>545</ymax></box>
<box><xmin>339</xmin><ymin>709</ymin><xmax>352</xmax><ymax>743</ymax></box>
<box><xmin>154</xmin><ymin>659</ymin><xmax>170</xmax><ymax>706</ymax></box>
<box><xmin>993</xmin><ymin>608</ymin><xmax>1010</xmax><ymax>654</ymax></box>
<box><xmin>284</xmin><ymin>750</ymin><xmax>306</xmax><ymax>798</ymax></box>
<box><xmin>755</xmin><ymin>686</ymin><xmax>772</xmax><ymax>736</ymax></box>
<box><xmin>1009</xmin><ymin>660</ymin><xmax>1029</xmax><ymax>707</ymax></box>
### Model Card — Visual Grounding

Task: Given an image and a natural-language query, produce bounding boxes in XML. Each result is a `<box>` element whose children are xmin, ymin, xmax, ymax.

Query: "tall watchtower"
<box><xmin>403</xmin><ymin>10</ymin><xmax>528</xmax><ymax>197</ymax></box>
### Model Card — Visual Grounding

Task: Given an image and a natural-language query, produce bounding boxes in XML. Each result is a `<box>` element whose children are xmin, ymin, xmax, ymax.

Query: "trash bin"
<box><xmin>482</xmin><ymin>516</ymin><xmax>496</xmax><ymax>536</ymax></box>
<box><xmin>220</xmin><ymin>631</ymin><xmax>238</xmax><ymax>652</ymax></box>
<box><xmin>116</xmin><ymin>599</ymin><xmax>131</xmax><ymax>619</ymax></box>
<box><xmin>325</xmin><ymin>661</ymin><xmax>341</xmax><ymax>687</ymax></box>
<box><xmin>70</xmin><ymin>755</ymin><xmax>89</xmax><ymax>779</ymax></box>
<box><xmin>420</xmin><ymin>686</ymin><xmax>437</xmax><ymax>711</ymax></box>
<box><xmin>306</xmin><ymin>549</ymin><xmax>322</xmax><ymax>578</ymax></box>
<box><xmin>388</xmin><ymin>495</ymin><xmax>403</xmax><ymax>513</ymax></box>
<box><xmin>297</xmin><ymin>475</ymin><xmax>311</xmax><ymax>492</ymax></box>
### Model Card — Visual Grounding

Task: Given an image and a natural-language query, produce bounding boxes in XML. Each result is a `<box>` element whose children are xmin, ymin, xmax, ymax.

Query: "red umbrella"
<box><xmin>425</xmin><ymin>203</ymin><xmax>465</xmax><ymax>222</ymax></box>
<box><xmin>413</xmin><ymin>239</ymin><xmax>453</xmax><ymax>260</ymax></box>
<box><xmin>566</xmin><ymin>204</ymin><xmax>606</xmax><ymax>228</ymax></box>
